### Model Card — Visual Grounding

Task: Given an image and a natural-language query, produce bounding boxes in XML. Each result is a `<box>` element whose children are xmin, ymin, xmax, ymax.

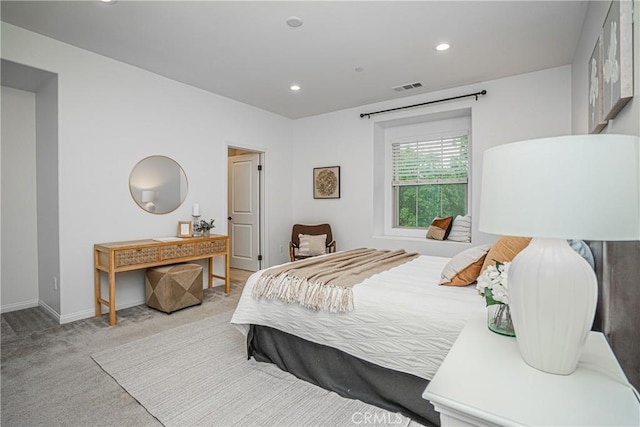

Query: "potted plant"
<box><xmin>194</xmin><ymin>219</ymin><xmax>215</xmax><ymax>237</ymax></box>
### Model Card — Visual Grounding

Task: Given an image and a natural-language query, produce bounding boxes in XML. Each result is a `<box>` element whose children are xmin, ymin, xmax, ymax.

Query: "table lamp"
<box><xmin>479</xmin><ymin>134</ymin><xmax>640</xmax><ymax>375</ymax></box>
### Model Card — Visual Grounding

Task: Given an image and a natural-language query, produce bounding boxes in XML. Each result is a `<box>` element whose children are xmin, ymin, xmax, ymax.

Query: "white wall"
<box><xmin>35</xmin><ymin>74</ymin><xmax>61</xmax><ymax>315</ymax></box>
<box><xmin>1</xmin><ymin>23</ymin><xmax>293</xmax><ymax>323</ymax></box>
<box><xmin>1</xmin><ymin>86</ymin><xmax>39</xmax><ymax>311</ymax></box>
<box><xmin>292</xmin><ymin>66</ymin><xmax>572</xmax><ymax>257</ymax></box>
<box><xmin>0</xmin><ymin>20</ymin><xmax>583</xmax><ymax>321</ymax></box>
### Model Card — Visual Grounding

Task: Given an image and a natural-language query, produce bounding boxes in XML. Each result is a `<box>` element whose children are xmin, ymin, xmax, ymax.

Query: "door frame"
<box><xmin>227</xmin><ymin>144</ymin><xmax>266</xmax><ymax>270</ymax></box>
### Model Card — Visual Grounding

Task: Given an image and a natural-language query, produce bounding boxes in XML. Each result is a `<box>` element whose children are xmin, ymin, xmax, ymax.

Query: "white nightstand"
<box><xmin>423</xmin><ymin>311</ymin><xmax>640</xmax><ymax>426</ymax></box>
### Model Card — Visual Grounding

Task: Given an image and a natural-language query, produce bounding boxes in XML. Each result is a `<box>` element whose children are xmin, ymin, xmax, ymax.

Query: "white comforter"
<box><xmin>231</xmin><ymin>254</ymin><xmax>484</xmax><ymax>381</ymax></box>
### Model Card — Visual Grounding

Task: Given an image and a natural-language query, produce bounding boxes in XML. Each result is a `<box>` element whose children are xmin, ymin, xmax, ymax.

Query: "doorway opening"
<box><xmin>1</xmin><ymin>59</ymin><xmax>60</xmax><ymax>319</ymax></box>
<box><xmin>227</xmin><ymin>147</ymin><xmax>264</xmax><ymax>272</ymax></box>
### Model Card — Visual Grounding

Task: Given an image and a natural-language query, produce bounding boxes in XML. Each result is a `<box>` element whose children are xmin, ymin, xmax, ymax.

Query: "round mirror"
<box><xmin>129</xmin><ymin>155</ymin><xmax>188</xmax><ymax>214</ymax></box>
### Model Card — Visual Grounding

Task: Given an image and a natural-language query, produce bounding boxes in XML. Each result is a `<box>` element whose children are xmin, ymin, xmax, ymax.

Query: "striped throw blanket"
<box><xmin>252</xmin><ymin>248</ymin><xmax>418</xmax><ymax>312</ymax></box>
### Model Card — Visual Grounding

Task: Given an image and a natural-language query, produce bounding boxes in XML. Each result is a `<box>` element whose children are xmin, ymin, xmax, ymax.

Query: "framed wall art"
<box><xmin>588</xmin><ymin>32</ymin><xmax>608</xmax><ymax>133</ymax></box>
<box><xmin>313</xmin><ymin>166</ymin><xmax>340</xmax><ymax>199</ymax></box>
<box><xmin>601</xmin><ymin>0</ymin><xmax>634</xmax><ymax>121</ymax></box>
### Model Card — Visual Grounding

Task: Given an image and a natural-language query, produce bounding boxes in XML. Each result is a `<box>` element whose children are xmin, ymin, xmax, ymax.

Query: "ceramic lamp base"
<box><xmin>508</xmin><ymin>238</ymin><xmax>597</xmax><ymax>375</ymax></box>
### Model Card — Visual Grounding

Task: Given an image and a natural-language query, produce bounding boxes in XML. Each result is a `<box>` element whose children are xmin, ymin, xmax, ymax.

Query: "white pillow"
<box><xmin>568</xmin><ymin>239</ymin><xmax>595</xmax><ymax>270</ymax></box>
<box><xmin>298</xmin><ymin>234</ymin><xmax>327</xmax><ymax>256</ymax></box>
<box><xmin>439</xmin><ymin>244</ymin><xmax>491</xmax><ymax>286</ymax></box>
<box><xmin>447</xmin><ymin>215</ymin><xmax>471</xmax><ymax>243</ymax></box>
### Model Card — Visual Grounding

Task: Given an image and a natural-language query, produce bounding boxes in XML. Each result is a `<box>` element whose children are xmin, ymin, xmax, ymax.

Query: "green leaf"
<box><xmin>484</xmin><ymin>288</ymin><xmax>500</xmax><ymax>306</ymax></box>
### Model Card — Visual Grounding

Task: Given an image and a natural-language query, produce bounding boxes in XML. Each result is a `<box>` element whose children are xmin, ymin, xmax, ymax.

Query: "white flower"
<box><xmin>492</xmin><ymin>283</ymin><xmax>509</xmax><ymax>305</ymax></box>
<box><xmin>476</xmin><ymin>261</ymin><xmax>510</xmax><ymax>305</ymax></box>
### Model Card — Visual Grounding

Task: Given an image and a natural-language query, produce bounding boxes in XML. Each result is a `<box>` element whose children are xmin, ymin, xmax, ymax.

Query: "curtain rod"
<box><xmin>359</xmin><ymin>89</ymin><xmax>487</xmax><ymax>119</ymax></box>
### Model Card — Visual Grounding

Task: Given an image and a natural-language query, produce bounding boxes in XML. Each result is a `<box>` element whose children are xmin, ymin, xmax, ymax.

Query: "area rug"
<box><xmin>91</xmin><ymin>311</ymin><xmax>413</xmax><ymax>427</ymax></box>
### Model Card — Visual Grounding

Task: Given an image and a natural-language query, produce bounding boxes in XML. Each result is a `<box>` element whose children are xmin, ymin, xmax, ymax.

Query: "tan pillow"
<box><xmin>440</xmin><ymin>245</ymin><xmax>491</xmax><ymax>286</ymax></box>
<box><xmin>426</xmin><ymin>216</ymin><xmax>454</xmax><ymax>240</ymax></box>
<box><xmin>480</xmin><ymin>236</ymin><xmax>532</xmax><ymax>273</ymax></box>
<box><xmin>298</xmin><ymin>234</ymin><xmax>327</xmax><ymax>256</ymax></box>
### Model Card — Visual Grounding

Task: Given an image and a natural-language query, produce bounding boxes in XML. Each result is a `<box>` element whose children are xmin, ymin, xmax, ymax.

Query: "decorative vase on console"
<box><xmin>193</xmin><ymin>219</ymin><xmax>215</xmax><ymax>238</ymax></box>
<box><xmin>477</xmin><ymin>261</ymin><xmax>516</xmax><ymax>337</ymax></box>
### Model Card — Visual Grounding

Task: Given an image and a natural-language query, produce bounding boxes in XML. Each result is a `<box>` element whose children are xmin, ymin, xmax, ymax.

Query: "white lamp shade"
<box><xmin>479</xmin><ymin>134</ymin><xmax>640</xmax><ymax>240</ymax></box>
<box><xmin>479</xmin><ymin>134</ymin><xmax>639</xmax><ymax>375</ymax></box>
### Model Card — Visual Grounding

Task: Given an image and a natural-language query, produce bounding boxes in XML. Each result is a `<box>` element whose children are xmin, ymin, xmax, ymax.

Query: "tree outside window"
<box><xmin>392</xmin><ymin>134</ymin><xmax>468</xmax><ymax>228</ymax></box>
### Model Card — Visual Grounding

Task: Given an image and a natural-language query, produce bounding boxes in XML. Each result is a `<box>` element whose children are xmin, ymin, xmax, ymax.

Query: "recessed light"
<box><xmin>435</xmin><ymin>43</ymin><xmax>450</xmax><ymax>51</ymax></box>
<box><xmin>286</xmin><ymin>16</ymin><xmax>303</xmax><ymax>28</ymax></box>
<box><xmin>100</xmin><ymin>0</ymin><xmax>117</xmax><ymax>3</ymax></box>
<box><xmin>290</xmin><ymin>84</ymin><xmax>301</xmax><ymax>91</ymax></box>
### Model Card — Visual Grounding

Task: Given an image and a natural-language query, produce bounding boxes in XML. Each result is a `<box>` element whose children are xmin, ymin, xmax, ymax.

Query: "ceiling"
<box><xmin>1</xmin><ymin>1</ymin><xmax>588</xmax><ymax>119</ymax></box>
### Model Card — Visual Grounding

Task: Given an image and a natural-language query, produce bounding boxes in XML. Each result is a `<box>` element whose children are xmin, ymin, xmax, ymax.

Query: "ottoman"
<box><xmin>145</xmin><ymin>263</ymin><xmax>203</xmax><ymax>313</ymax></box>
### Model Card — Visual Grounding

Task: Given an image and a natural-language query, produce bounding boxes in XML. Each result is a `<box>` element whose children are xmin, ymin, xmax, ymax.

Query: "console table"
<box><xmin>423</xmin><ymin>311</ymin><xmax>640</xmax><ymax>426</ymax></box>
<box><xmin>94</xmin><ymin>234</ymin><xmax>230</xmax><ymax>326</ymax></box>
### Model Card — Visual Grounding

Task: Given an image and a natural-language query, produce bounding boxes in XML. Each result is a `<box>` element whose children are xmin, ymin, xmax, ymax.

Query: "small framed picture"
<box><xmin>177</xmin><ymin>221</ymin><xmax>192</xmax><ymax>238</ymax></box>
<box><xmin>313</xmin><ymin>166</ymin><xmax>340</xmax><ymax>199</ymax></box>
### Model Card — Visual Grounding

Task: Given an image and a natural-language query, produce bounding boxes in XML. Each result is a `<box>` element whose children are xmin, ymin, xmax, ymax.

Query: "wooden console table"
<box><xmin>94</xmin><ymin>234</ymin><xmax>230</xmax><ymax>326</ymax></box>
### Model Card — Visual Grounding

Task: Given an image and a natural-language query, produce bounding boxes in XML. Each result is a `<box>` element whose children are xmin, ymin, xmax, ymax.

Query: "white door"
<box><xmin>228</xmin><ymin>153</ymin><xmax>261</xmax><ymax>271</ymax></box>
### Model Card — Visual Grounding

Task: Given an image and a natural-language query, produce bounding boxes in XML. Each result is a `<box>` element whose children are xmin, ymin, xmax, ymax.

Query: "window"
<box><xmin>392</xmin><ymin>133</ymin><xmax>468</xmax><ymax>228</ymax></box>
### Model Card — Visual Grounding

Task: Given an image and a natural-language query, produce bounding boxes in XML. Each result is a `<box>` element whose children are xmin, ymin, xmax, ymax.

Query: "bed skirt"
<box><xmin>247</xmin><ymin>324</ymin><xmax>440</xmax><ymax>427</ymax></box>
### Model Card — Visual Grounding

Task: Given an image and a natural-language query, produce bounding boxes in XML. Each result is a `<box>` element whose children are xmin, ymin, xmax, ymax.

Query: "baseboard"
<box><xmin>0</xmin><ymin>299</ymin><xmax>39</xmax><ymax>314</ymax></box>
<box><xmin>59</xmin><ymin>297</ymin><xmax>146</xmax><ymax>324</ymax></box>
<box><xmin>30</xmin><ymin>283</ymin><xmax>224</xmax><ymax>324</ymax></box>
<box><xmin>38</xmin><ymin>300</ymin><xmax>61</xmax><ymax>323</ymax></box>
<box><xmin>60</xmin><ymin>308</ymin><xmax>97</xmax><ymax>324</ymax></box>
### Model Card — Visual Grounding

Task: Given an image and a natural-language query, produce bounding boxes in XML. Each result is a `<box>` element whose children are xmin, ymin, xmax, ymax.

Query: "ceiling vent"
<box><xmin>392</xmin><ymin>82</ymin><xmax>423</xmax><ymax>92</ymax></box>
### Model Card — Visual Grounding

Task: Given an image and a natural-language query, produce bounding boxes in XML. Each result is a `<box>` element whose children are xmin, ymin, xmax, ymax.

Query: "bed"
<box><xmin>230</xmin><ymin>250</ymin><xmax>485</xmax><ymax>426</ymax></box>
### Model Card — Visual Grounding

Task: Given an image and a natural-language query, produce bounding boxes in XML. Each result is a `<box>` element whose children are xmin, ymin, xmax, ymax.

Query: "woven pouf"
<box><xmin>145</xmin><ymin>263</ymin><xmax>203</xmax><ymax>313</ymax></box>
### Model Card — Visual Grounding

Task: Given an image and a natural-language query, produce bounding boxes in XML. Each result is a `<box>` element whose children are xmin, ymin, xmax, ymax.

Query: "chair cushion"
<box><xmin>298</xmin><ymin>234</ymin><xmax>327</xmax><ymax>256</ymax></box>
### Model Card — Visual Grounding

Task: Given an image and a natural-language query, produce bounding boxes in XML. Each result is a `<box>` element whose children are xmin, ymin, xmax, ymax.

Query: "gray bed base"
<box><xmin>247</xmin><ymin>324</ymin><xmax>440</xmax><ymax>427</ymax></box>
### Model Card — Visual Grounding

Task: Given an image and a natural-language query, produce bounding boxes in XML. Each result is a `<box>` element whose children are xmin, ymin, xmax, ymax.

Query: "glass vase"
<box><xmin>487</xmin><ymin>303</ymin><xmax>515</xmax><ymax>337</ymax></box>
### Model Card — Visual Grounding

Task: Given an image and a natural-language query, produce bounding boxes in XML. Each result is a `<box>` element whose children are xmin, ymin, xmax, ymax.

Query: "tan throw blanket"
<box><xmin>252</xmin><ymin>248</ymin><xmax>419</xmax><ymax>312</ymax></box>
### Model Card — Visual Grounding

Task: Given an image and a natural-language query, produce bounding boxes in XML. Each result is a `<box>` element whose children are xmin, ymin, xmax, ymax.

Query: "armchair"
<box><xmin>289</xmin><ymin>224</ymin><xmax>337</xmax><ymax>262</ymax></box>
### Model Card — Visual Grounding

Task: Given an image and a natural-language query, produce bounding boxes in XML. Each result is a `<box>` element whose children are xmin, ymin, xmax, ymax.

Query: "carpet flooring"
<box><xmin>1</xmin><ymin>270</ymin><xmax>424</xmax><ymax>426</ymax></box>
<box><xmin>1</xmin><ymin>271</ymin><xmax>247</xmax><ymax>426</ymax></box>
<box><xmin>92</xmin><ymin>311</ymin><xmax>412</xmax><ymax>427</ymax></box>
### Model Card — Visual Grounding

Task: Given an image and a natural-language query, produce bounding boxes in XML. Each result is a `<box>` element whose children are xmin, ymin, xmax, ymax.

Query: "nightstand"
<box><xmin>423</xmin><ymin>311</ymin><xmax>640</xmax><ymax>426</ymax></box>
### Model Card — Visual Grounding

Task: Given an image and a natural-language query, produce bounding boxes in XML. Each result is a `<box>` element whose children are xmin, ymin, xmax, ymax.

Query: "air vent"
<box><xmin>392</xmin><ymin>82</ymin><xmax>423</xmax><ymax>92</ymax></box>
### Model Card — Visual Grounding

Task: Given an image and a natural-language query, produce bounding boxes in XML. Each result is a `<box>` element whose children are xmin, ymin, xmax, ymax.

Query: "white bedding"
<box><xmin>231</xmin><ymin>254</ymin><xmax>485</xmax><ymax>381</ymax></box>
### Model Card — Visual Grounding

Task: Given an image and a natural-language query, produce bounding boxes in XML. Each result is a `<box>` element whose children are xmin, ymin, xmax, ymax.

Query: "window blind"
<box><xmin>392</xmin><ymin>134</ymin><xmax>469</xmax><ymax>186</ymax></box>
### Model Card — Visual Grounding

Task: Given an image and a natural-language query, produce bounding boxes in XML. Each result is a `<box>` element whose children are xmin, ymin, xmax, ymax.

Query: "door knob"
<box><xmin>228</xmin><ymin>216</ymin><xmax>232</xmax><ymax>220</ymax></box>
